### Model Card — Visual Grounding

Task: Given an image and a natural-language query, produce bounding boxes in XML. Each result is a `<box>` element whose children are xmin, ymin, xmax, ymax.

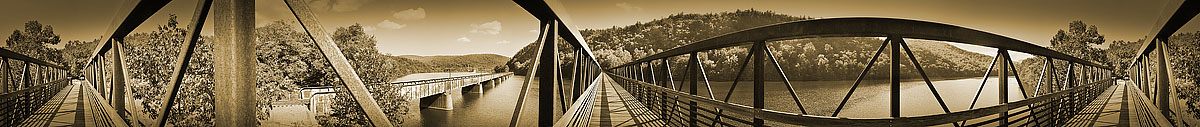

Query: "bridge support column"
<box><xmin>212</xmin><ymin>0</ymin><xmax>257</xmax><ymax>126</ymax></box>
<box><xmin>445</xmin><ymin>87</ymin><xmax>461</xmax><ymax>110</ymax></box>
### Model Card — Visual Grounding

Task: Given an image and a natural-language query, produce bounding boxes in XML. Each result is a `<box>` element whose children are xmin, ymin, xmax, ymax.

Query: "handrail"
<box><xmin>1</xmin><ymin>45</ymin><xmax>70</xmax><ymax>126</ymax></box>
<box><xmin>610</xmin><ymin>17</ymin><xmax>1109</xmax><ymax>69</ymax></box>
<box><xmin>552</xmin><ymin>74</ymin><xmax>604</xmax><ymax>127</ymax></box>
<box><xmin>80</xmin><ymin>80</ymin><xmax>131</xmax><ymax>127</ymax></box>
<box><xmin>0</xmin><ymin>48</ymin><xmax>66</xmax><ymax>70</ymax></box>
<box><xmin>1126</xmin><ymin>81</ymin><xmax>1175</xmax><ymax>126</ymax></box>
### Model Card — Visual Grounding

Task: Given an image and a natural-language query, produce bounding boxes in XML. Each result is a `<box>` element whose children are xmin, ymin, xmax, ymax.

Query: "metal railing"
<box><xmin>0</xmin><ymin>48</ymin><xmax>69</xmax><ymax>126</ymax></box>
<box><xmin>509</xmin><ymin>1</ymin><xmax>608</xmax><ymax>126</ymax></box>
<box><xmin>1122</xmin><ymin>0</ymin><xmax>1199</xmax><ymax>126</ymax></box>
<box><xmin>604</xmin><ymin>17</ymin><xmax>1116</xmax><ymax>126</ymax></box>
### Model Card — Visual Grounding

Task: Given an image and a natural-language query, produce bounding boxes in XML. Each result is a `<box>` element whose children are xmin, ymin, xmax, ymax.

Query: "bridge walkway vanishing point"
<box><xmin>586</xmin><ymin>75</ymin><xmax>667</xmax><ymax>127</ymax></box>
<box><xmin>1062</xmin><ymin>80</ymin><xmax>1128</xmax><ymax>127</ymax></box>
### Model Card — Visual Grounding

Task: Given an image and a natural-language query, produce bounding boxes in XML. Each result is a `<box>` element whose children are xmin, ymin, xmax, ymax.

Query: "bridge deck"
<box><xmin>588</xmin><ymin>75</ymin><xmax>667</xmax><ymax>127</ymax></box>
<box><xmin>1065</xmin><ymin>81</ymin><xmax>1130</xmax><ymax>127</ymax></box>
<box><xmin>19</xmin><ymin>80</ymin><xmax>124</xmax><ymax>127</ymax></box>
<box><xmin>20</xmin><ymin>81</ymin><xmax>81</xmax><ymax>127</ymax></box>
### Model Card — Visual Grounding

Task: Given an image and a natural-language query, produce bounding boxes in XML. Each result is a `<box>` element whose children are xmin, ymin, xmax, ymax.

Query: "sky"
<box><xmin>1</xmin><ymin>0</ymin><xmax>1198</xmax><ymax>58</ymax></box>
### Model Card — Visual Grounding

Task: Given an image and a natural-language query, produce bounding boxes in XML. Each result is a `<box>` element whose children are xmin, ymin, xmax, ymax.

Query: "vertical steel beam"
<box><xmin>212</xmin><ymin>0</ymin><xmax>256</xmax><ymax>126</ymax></box>
<box><xmin>284</xmin><ymin>0</ymin><xmax>394</xmax><ymax>126</ymax></box>
<box><xmin>535</xmin><ymin>20</ymin><xmax>560</xmax><ymax>127</ymax></box>
<box><xmin>1155</xmin><ymin>39</ymin><xmax>1171</xmax><ymax>112</ymax></box>
<box><xmin>99</xmin><ymin>53</ymin><xmax>107</xmax><ymax>98</ymax></box>
<box><xmin>889</xmin><ymin>37</ymin><xmax>901</xmax><ymax>118</ymax></box>
<box><xmin>752</xmin><ymin>41</ymin><xmax>766</xmax><ymax>127</ymax></box>
<box><xmin>687</xmin><ymin>53</ymin><xmax>699</xmax><ymax>127</ymax></box>
<box><xmin>508</xmin><ymin>21</ymin><xmax>549</xmax><ymax>126</ymax></box>
<box><xmin>156</xmin><ymin>0</ymin><xmax>215</xmax><ymax>126</ymax></box>
<box><xmin>1</xmin><ymin>58</ymin><xmax>7</xmax><ymax>93</ymax></box>
<box><xmin>110</xmin><ymin>38</ymin><xmax>128</xmax><ymax>117</ymax></box>
<box><xmin>998</xmin><ymin>49</ymin><xmax>1009</xmax><ymax>125</ymax></box>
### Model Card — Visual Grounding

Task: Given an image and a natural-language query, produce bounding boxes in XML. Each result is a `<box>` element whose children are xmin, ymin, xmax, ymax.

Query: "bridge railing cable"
<box><xmin>603</xmin><ymin>17</ymin><xmax>1117</xmax><ymax>126</ymax></box>
<box><xmin>0</xmin><ymin>47</ymin><xmax>70</xmax><ymax>126</ymax></box>
<box><xmin>1122</xmin><ymin>0</ymin><xmax>1199</xmax><ymax>126</ymax></box>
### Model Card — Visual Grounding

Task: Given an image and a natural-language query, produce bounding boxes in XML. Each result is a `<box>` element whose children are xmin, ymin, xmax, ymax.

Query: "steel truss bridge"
<box><xmin>2</xmin><ymin>0</ymin><xmax>1199</xmax><ymax>127</ymax></box>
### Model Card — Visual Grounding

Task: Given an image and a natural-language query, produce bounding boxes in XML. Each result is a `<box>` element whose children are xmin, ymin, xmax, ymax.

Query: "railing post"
<box><xmin>1</xmin><ymin>58</ymin><xmax>7</xmax><ymax>93</ymax></box>
<box><xmin>97</xmin><ymin>54</ymin><xmax>106</xmax><ymax>98</ymax></box>
<box><xmin>889</xmin><ymin>37</ymin><xmax>901</xmax><ymax>118</ymax></box>
<box><xmin>998</xmin><ymin>49</ymin><xmax>1009</xmax><ymax>125</ymax></box>
<box><xmin>752</xmin><ymin>41</ymin><xmax>766</xmax><ymax>127</ymax></box>
<box><xmin>688</xmin><ymin>53</ymin><xmax>699</xmax><ymax>127</ymax></box>
<box><xmin>535</xmin><ymin>20</ymin><xmax>559</xmax><ymax>127</ymax></box>
<box><xmin>1155</xmin><ymin>39</ymin><xmax>1171</xmax><ymax>114</ymax></box>
<box><xmin>212</xmin><ymin>0</ymin><xmax>257</xmax><ymax>126</ymax></box>
<box><xmin>110</xmin><ymin>38</ymin><xmax>128</xmax><ymax>119</ymax></box>
<box><xmin>572</xmin><ymin>49</ymin><xmax>582</xmax><ymax>98</ymax></box>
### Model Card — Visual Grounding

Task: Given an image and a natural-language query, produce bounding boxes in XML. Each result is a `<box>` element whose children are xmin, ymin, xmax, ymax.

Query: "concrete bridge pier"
<box><xmin>420</xmin><ymin>87</ymin><xmax>462</xmax><ymax>111</ymax></box>
<box><xmin>464</xmin><ymin>83</ymin><xmax>484</xmax><ymax>94</ymax></box>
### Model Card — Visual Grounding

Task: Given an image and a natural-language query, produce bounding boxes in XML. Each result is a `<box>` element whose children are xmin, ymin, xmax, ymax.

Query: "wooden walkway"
<box><xmin>19</xmin><ymin>80</ymin><xmax>127</xmax><ymax>127</ymax></box>
<box><xmin>19</xmin><ymin>81</ymin><xmax>81</xmax><ymax>127</ymax></box>
<box><xmin>1064</xmin><ymin>81</ymin><xmax>1130</xmax><ymax>127</ymax></box>
<box><xmin>587</xmin><ymin>75</ymin><xmax>666</xmax><ymax>127</ymax></box>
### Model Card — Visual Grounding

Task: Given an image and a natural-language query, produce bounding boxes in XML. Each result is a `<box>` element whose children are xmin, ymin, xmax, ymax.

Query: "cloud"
<box><xmin>616</xmin><ymin>2</ymin><xmax>643</xmax><ymax>12</ymax></box>
<box><xmin>456</xmin><ymin>37</ymin><xmax>472</xmax><ymax>42</ymax></box>
<box><xmin>376</xmin><ymin>20</ymin><xmax>407</xmax><ymax>30</ymax></box>
<box><xmin>393</xmin><ymin>8</ymin><xmax>426</xmax><ymax>20</ymax></box>
<box><xmin>469</xmin><ymin>20</ymin><xmax>502</xmax><ymax>35</ymax></box>
<box><xmin>496</xmin><ymin>40</ymin><xmax>511</xmax><ymax>44</ymax></box>
<box><xmin>308</xmin><ymin>0</ymin><xmax>371</xmax><ymax>12</ymax></box>
<box><xmin>363</xmin><ymin>26</ymin><xmax>377</xmax><ymax>32</ymax></box>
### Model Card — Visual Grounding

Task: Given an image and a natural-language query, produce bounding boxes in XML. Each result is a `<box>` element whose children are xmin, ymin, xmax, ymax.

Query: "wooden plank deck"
<box><xmin>1064</xmin><ymin>81</ymin><xmax>1129</xmax><ymax>127</ymax></box>
<box><xmin>588</xmin><ymin>75</ymin><xmax>666</xmax><ymax>127</ymax></box>
<box><xmin>19</xmin><ymin>80</ymin><xmax>128</xmax><ymax>127</ymax></box>
<box><xmin>19</xmin><ymin>81</ymin><xmax>79</xmax><ymax>127</ymax></box>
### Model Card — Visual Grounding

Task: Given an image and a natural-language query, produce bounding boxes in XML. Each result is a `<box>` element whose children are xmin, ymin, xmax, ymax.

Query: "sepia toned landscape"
<box><xmin>2</xmin><ymin>0</ymin><xmax>1199</xmax><ymax>127</ymax></box>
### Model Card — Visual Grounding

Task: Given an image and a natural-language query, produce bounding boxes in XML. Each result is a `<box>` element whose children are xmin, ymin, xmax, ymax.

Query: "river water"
<box><xmin>413</xmin><ymin>75</ymin><xmax>1029</xmax><ymax>126</ymax></box>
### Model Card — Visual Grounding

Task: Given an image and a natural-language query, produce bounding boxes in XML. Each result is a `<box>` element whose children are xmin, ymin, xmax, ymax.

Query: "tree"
<box><xmin>255</xmin><ymin>20</ymin><xmax>344</xmax><ymax>121</ymax></box>
<box><xmin>124</xmin><ymin>14</ymin><xmax>216</xmax><ymax>126</ymax></box>
<box><xmin>1107</xmin><ymin>39</ymin><xmax>1143</xmax><ymax>76</ymax></box>
<box><xmin>63</xmin><ymin>39</ymin><xmax>99</xmax><ymax>77</ymax></box>
<box><xmin>316</xmin><ymin>24</ymin><xmax>410</xmax><ymax>126</ymax></box>
<box><xmin>5</xmin><ymin>21</ymin><xmax>64</xmax><ymax>64</ymax></box>
<box><xmin>1050</xmin><ymin>21</ymin><xmax>1108</xmax><ymax>65</ymax></box>
<box><xmin>1169</xmin><ymin>31</ymin><xmax>1200</xmax><ymax>119</ymax></box>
